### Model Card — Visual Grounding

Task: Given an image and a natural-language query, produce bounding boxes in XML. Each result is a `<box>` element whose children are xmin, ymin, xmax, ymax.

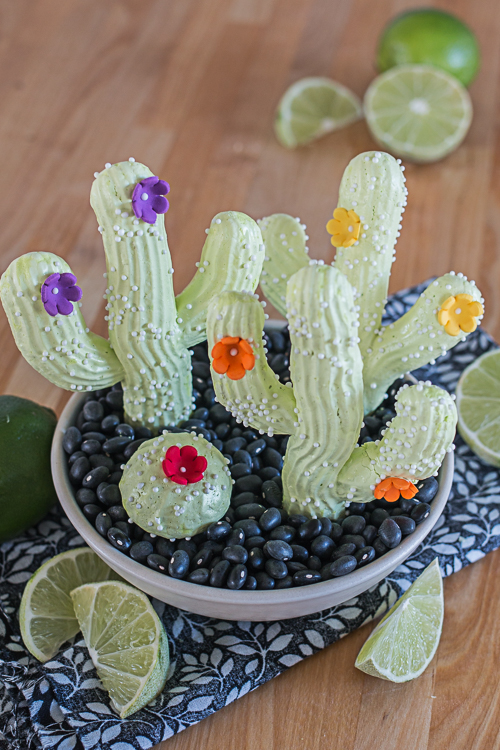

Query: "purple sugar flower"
<box><xmin>132</xmin><ymin>176</ymin><xmax>170</xmax><ymax>224</ymax></box>
<box><xmin>41</xmin><ymin>273</ymin><xmax>82</xmax><ymax>316</ymax></box>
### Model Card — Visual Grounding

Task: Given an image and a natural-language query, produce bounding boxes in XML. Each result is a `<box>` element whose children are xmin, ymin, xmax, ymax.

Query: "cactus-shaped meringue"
<box><xmin>0</xmin><ymin>160</ymin><xmax>264</xmax><ymax>427</ymax></box>
<box><xmin>120</xmin><ymin>432</ymin><xmax>232</xmax><ymax>539</ymax></box>
<box><xmin>258</xmin><ymin>151</ymin><xmax>484</xmax><ymax>413</ymax></box>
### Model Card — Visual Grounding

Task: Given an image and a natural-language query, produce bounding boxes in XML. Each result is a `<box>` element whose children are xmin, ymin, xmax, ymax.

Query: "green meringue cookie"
<box><xmin>120</xmin><ymin>432</ymin><xmax>232</xmax><ymax>539</ymax></box>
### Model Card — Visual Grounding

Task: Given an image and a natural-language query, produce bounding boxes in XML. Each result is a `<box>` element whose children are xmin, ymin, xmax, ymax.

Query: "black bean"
<box><xmin>245</xmin><ymin>575</ymin><xmax>257</xmax><ymax>590</ymax></box>
<box><xmin>394</xmin><ymin>516</ymin><xmax>416</xmax><ymax>536</ymax></box>
<box><xmin>269</xmin><ymin>525</ymin><xmax>296</xmax><ymax>543</ymax></box>
<box><xmin>262</xmin><ymin>448</ymin><xmax>283</xmax><ymax>470</ymax></box>
<box><xmin>249</xmin><ymin>547</ymin><xmax>265</xmax><ymax>570</ymax></box>
<box><xmin>96</xmin><ymin>482</ymin><xmax>121</xmax><ymax>507</ymax></box>
<box><xmin>180</xmin><ymin>418</ymin><xmax>206</xmax><ymax>431</ymax></box>
<box><xmin>153</xmin><ymin>538</ymin><xmax>174</xmax><ymax>558</ymax></box>
<box><xmin>332</xmin><ymin>542</ymin><xmax>357</xmax><ymax>560</ymax></box>
<box><xmin>234</xmin><ymin>519</ymin><xmax>261</xmax><ymax>537</ymax></box>
<box><xmin>330</xmin><ymin>522</ymin><xmax>343</xmax><ymax>541</ymax></box>
<box><xmin>297</xmin><ymin>518</ymin><xmax>322</xmax><ymax>542</ymax></box>
<box><xmin>265</xmin><ymin>559</ymin><xmax>288</xmax><ymax>579</ymax></box>
<box><xmin>223</xmin><ymin>437</ymin><xmax>247</xmax><ymax>454</ymax></box>
<box><xmin>82</xmin><ymin>466</ymin><xmax>110</xmax><ymax>490</ymax></box>
<box><xmin>258</xmin><ymin>507</ymin><xmax>281</xmax><ymax>532</ymax></box>
<box><xmin>107</xmin><ymin>505</ymin><xmax>127</xmax><ymax>522</ymax></box>
<box><xmin>147</xmin><ymin>553</ymin><xmax>169</xmax><ymax>573</ymax></box>
<box><xmin>81</xmin><ymin>439</ymin><xmax>102</xmax><ymax>456</ymax></box>
<box><xmin>223</xmin><ymin>545</ymin><xmax>248</xmax><ymax>565</ymax></box>
<box><xmin>370</xmin><ymin>508</ymin><xmax>390</xmax><ymax>527</ymax></box>
<box><xmin>209</xmin><ymin>403</ymin><xmax>228</xmax><ymax>424</ymax></box>
<box><xmin>258</xmin><ymin>467</ymin><xmax>280</xmax><ymax>481</ymax></box>
<box><xmin>82</xmin><ymin>421</ymin><xmax>101</xmax><ymax>433</ymax></box>
<box><xmin>136</xmin><ymin>426</ymin><xmax>153</xmax><ymax>439</ymax></box>
<box><xmin>108</xmin><ymin>470</ymin><xmax>123</xmax><ymax>485</ymax></box>
<box><xmin>307</xmin><ymin>555</ymin><xmax>322</xmax><ymax>571</ymax></box>
<box><xmin>225</xmin><ymin>528</ymin><xmax>245</xmax><ymax>547</ymax></box>
<box><xmin>276</xmin><ymin>575</ymin><xmax>293</xmax><ymax>589</ymax></box>
<box><xmin>235</xmin><ymin>475</ymin><xmax>263</xmax><ymax>494</ymax></box>
<box><xmin>82</xmin><ymin>503</ymin><xmax>101</xmax><ymax>522</ymax></box>
<box><xmin>177</xmin><ymin>540</ymin><xmax>197</xmax><ymax>558</ymax></box>
<box><xmin>340</xmin><ymin>534</ymin><xmax>366</xmax><ymax>550</ymax></box>
<box><xmin>75</xmin><ymin>488</ymin><xmax>97</xmax><ymax>507</ymax></box>
<box><xmin>261</xmin><ymin>480</ymin><xmax>283</xmax><ymax>508</ymax></box>
<box><xmin>320</xmin><ymin>563</ymin><xmax>335</xmax><ymax>581</ymax></box>
<box><xmin>226</xmin><ymin>563</ymin><xmax>248</xmax><ymax>590</ymax></box>
<box><xmin>415</xmin><ymin>477</ymin><xmax>439</xmax><ymax>504</ymax></box>
<box><xmin>255</xmin><ymin>571</ymin><xmax>275</xmax><ymax>590</ymax></box>
<box><xmin>293</xmin><ymin>570</ymin><xmax>322</xmax><ymax>586</ymax></box>
<box><xmin>400</xmin><ymin>497</ymin><xmax>419</xmax><ymax>513</ymax></box>
<box><xmin>233</xmin><ymin>450</ymin><xmax>252</xmax><ymax>467</ymax></box>
<box><xmin>101</xmin><ymin>414</ymin><xmax>120</xmax><ymax>434</ymax></box>
<box><xmin>207</xmin><ymin>520</ymin><xmax>232</xmax><ymax>541</ymax></box>
<box><xmin>330</xmin><ymin>555</ymin><xmax>357</xmax><ymax>577</ymax></box>
<box><xmin>411</xmin><ymin>503</ymin><xmax>431</xmax><ymax>524</ymax></box>
<box><xmin>83</xmin><ymin>401</ymin><xmax>104</xmax><ymax>422</ymax></box>
<box><xmin>310</xmin><ymin>535</ymin><xmax>335</xmax><ymax>559</ymax></box>
<box><xmin>291</xmin><ymin>544</ymin><xmax>309</xmax><ymax>563</ymax></box>
<box><xmin>63</xmin><ymin>426</ymin><xmax>83</xmax><ymax>454</ymax></box>
<box><xmin>347</xmin><ymin>502</ymin><xmax>366</xmax><ymax>515</ymax></box>
<box><xmin>210</xmin><ymin>560</ymin><xmax>231</xmax><ymax>587</ymax></box>
<box><xmin>231</xmin><ymin>463</ymin><xmax>252</xmax><ymax>480</ymax></box>
<box><xmin>102</xmin><ymin>436</ymin><xmax>133</xmax><ymax>454</ymax></box>
<box><xmin>287</xmin><ymin>514</ymin><xmax>308</xmax><ymax>528</ymax></box>
<box><xmin>192</xmin><ymin>406</ymin><xmax>209</xmax><ymax>421</ymax></box>
<box><xmin>247</xmin><ymin>439</ymin><xmax>266</xmax><ymax>456</ymax></box>
<box><xmin>107</xmin><ymin>527</ymin><xmax>131</xmax><ymax>551</ymax></box>
<box><xmin>129</xmin><ymin>541</ymin><xmax>154</xmax><ymax>562</ymax></box>
<box><xmin>68</xmin><ymin>451</ymin><xmax>86</xmax><ymax>465</ymax></box>
<box><xmin>106</xmin><ymin>390</ymin><xmax>123</xmax><ymax>410</ymax></box>
<box><xmin>123</xmin><ymin>439</ymin><xmax>149</xmax><ymax>460</ymax></box>
<box><xmin>263</xmin><ymin>540</ymin><xmax>293</xmax><ymax>561</ymax></box>
<box><xmin>215</xmin><ymin>423</ymin><xmax>231</xmax><ymax>439</ymax></box>
<box><xmin>244</xmin><ymin>535</ymin><xmax>265</xmax><ymax>550</ymax></box>
<box><xmin>169</xmin><ymin>550</ymin><xmax>190</xmax><ymax>579</ymax></box>
<box><xmin>320</xmin><ymin>518</ymin><xmax>332</xmax><ymax>537</ymax></box>
<box><xmin>114</xmin><ymin>520</ymin><xmax>130</xmax><ymax>535</ymax></box>
<box><xmin>235</xmin><ymin>503</ymin><xmax>266</xmax><ymax>520</ymax></box>
<box><xmin>355</xmin><ymin>546</ymin><xmax>376</xmax><ymax>566</ymax></box>
<box><xmin>287</xmin><ymin>561</ymin><xmax>308</xmax><ymax>573</ymax></box>
<box><xmin>390</xmin><ymin>508</ymin><xmax>404</xmax><ymax>517</ymax></box>
<box><xmin>362</xmin><ymin>524</ymin><xmax>378</xmax><ymax>545</ymax></box>
<box><xmin>373</xmin><ymin>538</ymin><xmax>388</xmax><ymax>557</ymax></box>
<box><xmin>89</xmin><ymin>454</ymin><xmax>115</xmax><ymax>470</ymax></box>
<box><xmin>69</xmin><ymin>456</ymin><xmax>91</xmax><ymax>485</ymax></box>
<box><xmin>95</xmin><ymin>512</ymin><xmax>112</xmax><ymax>536</ymax></box>
<box><xmin>191</xmin><ymin>547</ymin><xmax>213</xmax><ymax>569</ymax></box>
<box><xmin>232</xmin><ymin>492</ymin><xmax>258</xmax><ymax>509</ymax></box>
<box><xmin>342</xmin><ymin>515</ymin><xmax>366</xmax><ymax>535</ymax></box>
<box><xmin>187</xmin><ymin>568</ymin><xmax>210</xmax><ymax>585</ymax></box>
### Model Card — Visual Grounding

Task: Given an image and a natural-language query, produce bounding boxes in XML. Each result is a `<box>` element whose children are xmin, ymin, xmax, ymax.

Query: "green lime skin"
<box><xmin>0</xmin><ymin>396</ymin><xmax>57</xmax><ymax>541</ymax></box>
<box><xmin>377</xmin><ymin>9</ymin><xmax>480</xmax><ymax>87</ymax></box>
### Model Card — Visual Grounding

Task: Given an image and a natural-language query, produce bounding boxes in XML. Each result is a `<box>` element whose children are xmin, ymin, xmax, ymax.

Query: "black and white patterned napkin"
<box><xmin>1</xmin><ymin>280</ymin><xmax>499</xmax><ymax>750</ymax></box>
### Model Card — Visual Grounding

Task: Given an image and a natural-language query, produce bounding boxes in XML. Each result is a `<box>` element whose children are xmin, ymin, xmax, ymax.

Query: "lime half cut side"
<box><xmin>364</xmin><ymin>64</ymin><xmax>472</xmax><ymax>162</ymax></box>
<box><xmin>275</xmin><ymin>77</ymin><xmax>362</xmax><ymax>148</ymax></box>
<box><xmin>456</xmin><ymin>348</ymin><xmax>500</xmax><ymax>467</ymax></box>
<box><xmin>71</xmin><ymin>581</ymin><xmax>170</xmax><ymax>718</ymax></box>
<box><xmin>19</xmin><ymin>547</ymin><xmax>116</xmax><ymax>662</ymax></box>
<box><xmin>355</xmin><ymin>558</ymin><xmax>444</xmax><ymax>682</ymax></box>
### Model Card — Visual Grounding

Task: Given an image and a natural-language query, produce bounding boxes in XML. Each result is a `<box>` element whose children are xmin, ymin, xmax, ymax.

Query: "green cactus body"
<box><xmin>206</xmin><ymin>291</ymin><xmax>296</xmax><ymax>435</ymax></box>
<box><xmin>363</xmin><ymin>273</ymin><xmax>484</xmax><ymax>412</ymax></box>
<box><xmin>336</xmin><ymin>384</ymin><xmax>457</xmax><ymax>502</ymax></box>
<box><xmin>258</xmin><ymin>214</ymin><xmax>309</xmax><ymax>317</ymax></box>
<box><xmin>0</xmin><ymin>252</ymin><xmax>124</xmax><ymax>390</ymax></box>
<box><xmin>1</xmin><ymin>160</ymin><xmax>264</xmax><ymax>428</ymax></box>
<box><xmin>120</xmin><ymin>432</ymin><xmax>232</xmax><ymax>539</ymax></box>
<box><xmin>281</xmin><ymin>264</ymin><xmax>363</xmax><ymax>518</ymax></box>
<box><xmin>332</xmin><ymin>151</ymin><xmax>407</xmax><ymax>358</ymax></box>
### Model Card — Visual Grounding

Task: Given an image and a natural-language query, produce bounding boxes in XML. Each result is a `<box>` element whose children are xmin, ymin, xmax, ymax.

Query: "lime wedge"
<box><xmin>355</xmin><ymin>558</ymin><xmax>443</xmax><ymax>682</ymax></box>
<box><xmin>70</xmin><ymin>581</ymin><xmax>169</xmax><ymax>718</ymax></box>
<box><xmin>19</xmin><ymin>547</ymin><xmax>116</xmax><ymax>662</ymax></box>
<box><xmin>364</xmin><ymin>64</ymin><xmax>472</xmax><ymax>162</ymax></box>
<box><xmin>456</xmin><ymin>349</ymin><xmax>500</xmax><ymax>467</ymax></box>
<box><xmin>274</xmin><ymin>77</ymin><xmax>362</xmax><ymax>148</ymax></box>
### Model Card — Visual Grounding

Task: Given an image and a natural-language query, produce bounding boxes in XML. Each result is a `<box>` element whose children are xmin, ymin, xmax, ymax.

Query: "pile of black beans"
<box><xmin>63</xmin><ymin>327</ymin><xmax>439</xmax><ymax>590</ymax></box>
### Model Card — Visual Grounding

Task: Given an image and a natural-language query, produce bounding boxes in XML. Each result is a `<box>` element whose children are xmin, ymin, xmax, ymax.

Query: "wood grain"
<box><xmin>1</xmin><ymin>0</ymin><xmax>500</xmax><ymax>747</ymax></box>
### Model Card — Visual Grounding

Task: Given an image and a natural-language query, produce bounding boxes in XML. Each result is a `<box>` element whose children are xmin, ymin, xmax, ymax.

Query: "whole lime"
<box><xmin>377</xmin><ymin>9</ymin><xmax>480</xmax><ymax>87</ymax></box>
<box><xmin>0</xmin><ymin>396</ymin><xmax>57</xmax><ymax>541</ymax></box>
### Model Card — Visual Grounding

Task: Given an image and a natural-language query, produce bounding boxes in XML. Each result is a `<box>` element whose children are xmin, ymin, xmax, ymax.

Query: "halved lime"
<box><xmin>355</xmin><ymin>558</ymin><xmax>443</xmax><ymax>682</ymax></box>
<box><xmin>364</xmin><ymin>64</ymin><xmax>473</xmax><ymax>163</ymax></box>
<box><xmin>274</xmin><ymin>77</ymin><xmax>362</xmax><ymax>148</ymax></box>
<box><xmin>456</xmin><ymin>349</ymin><xmax>500</xmax><ymax>467</ymax></box>
<box><xmin>71</xmin><ymin>581</ymin><xmax>169</xmax><ymax>718</ymax></box>
<box><xmin>19</xmin><ymin>548</ymin><xmax>116</xmax><ymax>662</ymax></box>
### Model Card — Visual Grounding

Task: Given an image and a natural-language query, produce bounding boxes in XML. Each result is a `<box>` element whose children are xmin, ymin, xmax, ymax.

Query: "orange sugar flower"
<box><xmin>437</xmin><ymin>294</ymin><xmax>483</xmax><ymax>337</ymax></box>
<box><xmin>211</xmin><ymin>336</ymin><xmax>255</xmax><ymax>380</ymax></box>
<box><xmin>374</xmin><ymin>477</ymin><xmax>418</xmax><ymax>503</ymax></box>
<box><xmin>326</xmin><ymin>207</ymin><xmax>361</xmax><ymax>248</ymax></box>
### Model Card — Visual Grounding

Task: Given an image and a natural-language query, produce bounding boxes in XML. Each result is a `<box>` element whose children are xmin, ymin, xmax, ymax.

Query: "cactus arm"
<box><xmin>363</xmin><ymin>273</ymin><xmax>484</xmax><ymax>412</ymax></box>
<box><xmin>258</xmin><ymin>214</ymin><xmax>309</xmax><ymax>316</ymax></box>
<box><xmin>206</xmin><ymin>291</ymin><xmax>297</xmax><ymax>435</ymax></box>
<box><xmin>0</xmin><ymin>252</ymin><xmax>124</xmax><ymax>390</ymax></box>
<box><xmin>282</xmin><ymin>263</ymin><xmax>364</xmax><ymax>519</ymax></box>
<box><xmin>336</xmin><ymin>384</ymin><xmax>457</xmax><ymax>502</ymax></box>
<box><xmin>333</xmin><ymin>151</ymin><xmax>407</xmax><ymax>358</ymax></box>
<box><xmin>121</xmin><ymin>432</ymin><xmax>232</xmax><ymax>539</ymax></box>
<box><xmin>91</xmin><ymin>161</ymin><xmax>192</xmax><ymax>427</ymax></box>
<box><xmin>175</xmin><ymin>212</ymin><xmax>265</xmax><ymax>349</ymax></box>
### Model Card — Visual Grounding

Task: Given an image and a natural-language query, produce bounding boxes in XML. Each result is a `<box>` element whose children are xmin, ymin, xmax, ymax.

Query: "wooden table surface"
<box><xmin>2</xmin><ymin>0</ymin><xmax>500</xmax><ymax>748</ymax></box>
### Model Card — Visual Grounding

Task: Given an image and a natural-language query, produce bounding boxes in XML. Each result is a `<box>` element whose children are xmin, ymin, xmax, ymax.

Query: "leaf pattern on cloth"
<box><xmin>0</xmin><ymin>279</ymin><xmax>499</xmax><ymax>750</ymax></box>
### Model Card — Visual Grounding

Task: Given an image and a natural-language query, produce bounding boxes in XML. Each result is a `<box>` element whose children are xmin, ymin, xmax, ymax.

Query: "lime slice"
<box><xmin>355</xmin><ymin>558</ymin><xmax>443</xmax><ymax>682</ymax></box>
<box><xmin>71</xmin><ymin>581</ymin><xmax>169</xmax><ymax>718</ymax></box>
<box><xmin>19</xmin><ymin>547</ymin><xmax>116</xmax><ymax>662</ymax></box>
<box><xmin>456</xmin><ymin>349</ymin><xmax>500</xmax><ymax>467</ymax></box>
<box><xmin>274</xmin><ymin>77</ymin><xmax>362</xmax><ymax>148</ymax></box>
<box><xmin>364</xmin><ymin>64</ymin><xmax>472</xmax><ymax>163</ymax></box>
<box><xmin>377</xmin><ymin>9</ymin><xmax>480</xmax><ymax>87</ymax></box>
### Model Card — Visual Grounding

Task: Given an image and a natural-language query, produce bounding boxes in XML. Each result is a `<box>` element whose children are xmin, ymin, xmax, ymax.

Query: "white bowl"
<box><xmin>52</xmin><ymin>392</ymin><xmax>453</xmax><ymax>621</ymax></box>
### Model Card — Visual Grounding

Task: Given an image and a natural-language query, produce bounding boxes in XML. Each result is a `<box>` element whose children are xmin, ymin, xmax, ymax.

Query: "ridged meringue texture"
<box><xmin>207</xmin><ymin>150</ymin><xmax>481</xmax><ymax>518</ymax></box>
<box><xmin>0</xmin><ymin>160</ymin><xmax>265</xmax><ymax>427</ymax></box>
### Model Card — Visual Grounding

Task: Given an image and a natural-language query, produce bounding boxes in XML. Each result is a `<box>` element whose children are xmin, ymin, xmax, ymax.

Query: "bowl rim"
<box><xmin>52</xmin><ymin>391</ymin><xmax>454</xmax><ymax>611</ymax></box>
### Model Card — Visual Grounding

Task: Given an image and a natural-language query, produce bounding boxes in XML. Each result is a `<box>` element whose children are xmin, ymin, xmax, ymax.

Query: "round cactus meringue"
<box><xmin>120</xmin><ymin>432</ymin><xmax>232</xmax><ymax>539</ymax></box>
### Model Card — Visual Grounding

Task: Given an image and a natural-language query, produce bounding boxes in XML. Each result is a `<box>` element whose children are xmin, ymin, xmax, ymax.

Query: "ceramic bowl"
<box><xmin>52</xmin><ymin>395</ymin><xmax>453</xmax><ymax>622</ymax></box>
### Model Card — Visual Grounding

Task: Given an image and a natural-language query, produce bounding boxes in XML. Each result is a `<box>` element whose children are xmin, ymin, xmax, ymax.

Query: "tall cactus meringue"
<box><xmin>207</xmin><ymin>150</ymin><xmax>485</xmax><ymax>519</ymax></box>
<box><xmin>0</xmin><ymin>160</ymin><xmax>264</xmax><ymax>428</ymax></box>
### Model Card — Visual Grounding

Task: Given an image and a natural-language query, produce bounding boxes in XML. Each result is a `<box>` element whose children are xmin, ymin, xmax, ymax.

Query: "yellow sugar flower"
<box><xmin>437</xmin><ymin>293</ymin><xmax>483</xmax><ymax>336</ymax></box>
<box><xmin>326</xmin><ymin>207</ymin><xmax>361</xmax><ymax>248</ymax></box>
